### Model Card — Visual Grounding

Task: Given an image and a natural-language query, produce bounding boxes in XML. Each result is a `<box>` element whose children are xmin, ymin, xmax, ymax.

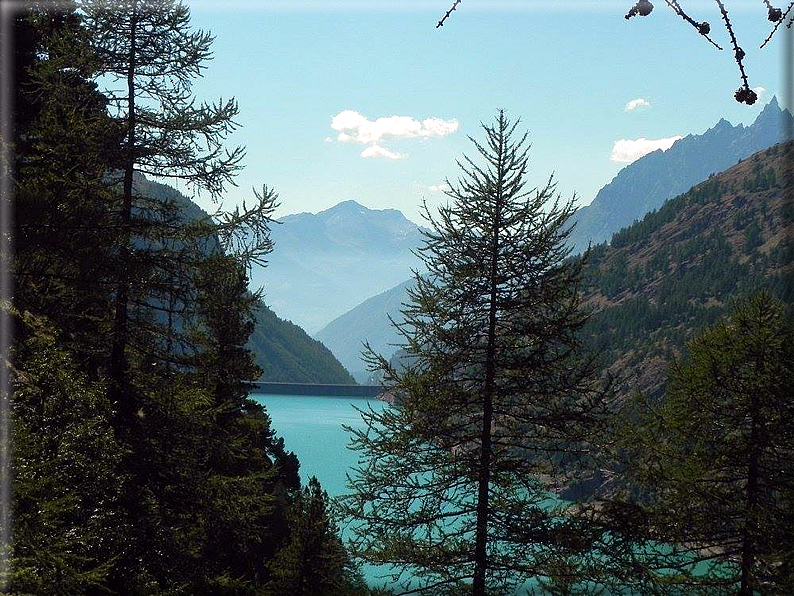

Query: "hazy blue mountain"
<box><xmin>249</xmin><ymin>200</ymin><xmax>426</xmax><ymax>333</ymax></box>
<box><xmin>136</xmin><ymin>174</ymin><xmax>355</xmax><ymax>383</ymax></box>
<box><xmin>316</xmin><ymin>101</ymin><xmax>791</xmax><ymax>376</ymax></box>
<box><xmin>315</xmin><ymin>278</ymin><xmax>415</xmax><ymax>382</ymax></box>
<box><xmin>568</xmin><ymin>96</ymin><xmax>793</xmax><ymax>254</ymax></box>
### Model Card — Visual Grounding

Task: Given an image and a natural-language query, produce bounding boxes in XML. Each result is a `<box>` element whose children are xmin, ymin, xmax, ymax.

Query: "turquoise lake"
<box><xmin>252</xmin><ymin>394</ymin><xmax>722</xmax><ymax>594</ymax></box>
<box><xmin>252</xmin><ymin>394</ymin><xmax>394</xmax><ymax>588</ymax></box>
<box><xmin>252</xmin><ymin>394</ymin><xmax>550</xmax><ymax>592</ymax></box>
<box><xmin>252</xmin><ymin>393</ymin><xmax>387</xmax><ymax>495</ymax></box>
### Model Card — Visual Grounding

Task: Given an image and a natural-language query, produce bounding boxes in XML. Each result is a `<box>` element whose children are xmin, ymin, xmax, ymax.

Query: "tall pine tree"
<box><xmin>612</xmin><ymin>292</ymin><xmax>794</xmax><ymax>595</ymax></box>
<box><xmin>340</xmin><ymin>111</ymin><xmax>611</xmax><ymax>596</ymax></box>
<box><xmin>79</xmin><ymin>0</ymin><xmax>249</xmax><ymax>420</ymax></box>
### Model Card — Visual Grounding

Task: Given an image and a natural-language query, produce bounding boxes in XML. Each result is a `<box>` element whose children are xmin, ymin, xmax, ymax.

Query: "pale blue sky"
<box><xmin>180</xmin><ymin>0</ymin><xmax>790</xmax><ymax>223</ymax></box>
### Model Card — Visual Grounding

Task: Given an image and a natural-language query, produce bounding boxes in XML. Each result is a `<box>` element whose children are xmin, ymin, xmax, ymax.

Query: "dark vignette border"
<box><xmin>0</xmin><ymin>2</ymin><xmax>790</xmax><ymax>593</ymax></box>
<box><xmin>0</xmin><ymin>1</ymin><xmax>16</xmax><ymax>590</ymax></box>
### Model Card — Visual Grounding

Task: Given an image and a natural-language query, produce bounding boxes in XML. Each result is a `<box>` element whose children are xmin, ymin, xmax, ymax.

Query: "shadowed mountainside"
<box><xmin>138</xmin><ymin>175</ymin><xmax>355</xmax><ymax>384</ymax></box>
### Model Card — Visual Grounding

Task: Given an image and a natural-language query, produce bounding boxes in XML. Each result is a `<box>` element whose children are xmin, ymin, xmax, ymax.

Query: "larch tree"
<box><xmin>72</xmin><ymin>1</ymin><xmax>283</xmax><ymax>588</ymax></box>
<box><xmin>612</xmin><ymin>291</ymin><xmax>794</xmax><ymax>595</ymax></box>
<box><xmin>5</xmin><ymin>2</ymin><xmax>362</xmax><ymax>593</ymax></box>
<box><xmin>79</xmin><ymin>0</ymin><xmax>264</xmax><ymax>420</ymax></box>
<box><xmin>340</xmin><ymin>111</ymin><xmax>612</xmax><ymax>596</ymax></box>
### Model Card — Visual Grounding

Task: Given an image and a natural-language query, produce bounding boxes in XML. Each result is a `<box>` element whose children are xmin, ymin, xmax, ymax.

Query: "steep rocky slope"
<box><xmin>568</xmin><ymin>97</ymin><xmax>792</xmax><ymax>254</ymax></box>
<box><xmin>580</xmin><ymin>141</ymin><xmax>792</xmax><ymax>400</ymax></box>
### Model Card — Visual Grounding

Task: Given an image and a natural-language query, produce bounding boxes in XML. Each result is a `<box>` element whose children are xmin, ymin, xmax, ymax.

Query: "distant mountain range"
<box><xmin>316</xmin><ymin>99</ymin><xmax>792</xmax><ymax>380</ymax></box>
<box><xmin>360</xmin><ymin>142</ymin><xmax>793</xmax><ymax>397</ymax></box>
<box><xmin>315</xmin><ymin>278</ymin><xmax>415</xmax><ymax>382</ymax></box>
<box><xmin>567</xmin><ymin>96</ymin><xmax>793</xmax><ymax>253</ymax></box>
<box><xmin>137</xmin><ymin>174</ymin><xmax>355</xmax><ymax>384</ymax></box>
<box><xmin>249</xmin><ymin>200</ymin><xmax>426</xmax><ymax>333</ymax></box>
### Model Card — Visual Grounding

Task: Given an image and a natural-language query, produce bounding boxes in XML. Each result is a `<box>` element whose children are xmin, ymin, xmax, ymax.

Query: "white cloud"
<box><xmin>360</xmin><ymin>144</ymin><xmax>405</xmax><ymax>160</ymax></box>
<box><xmin>428</xmin><ymin>183</ymin><xmax>450</xmax><ymax>193</ymax></box>
<box><xmin>610</xmin><ymin>135</ymin><xmax>683</xmax><ymax>163</ymax></box>
<box><xmin>624</xmin><ymin>98</ymin><xmax>650</xmax><ymax>112</ymax></box>
<box><xmin>753</xmin><ymin>86</ymin><xmax>766</xmax><ymax>101</ymax></box>
<box><xmin>331</xmin><ymin>110</ymin><xmax>459</xmax><ymax>145</ymax></box>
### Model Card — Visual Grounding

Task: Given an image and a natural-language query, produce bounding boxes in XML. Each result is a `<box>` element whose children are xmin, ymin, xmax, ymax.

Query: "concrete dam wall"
<box><xmin>253</xmin><ymin>382</ymin><xmax>383</xmax><ymax>398</ymax></box>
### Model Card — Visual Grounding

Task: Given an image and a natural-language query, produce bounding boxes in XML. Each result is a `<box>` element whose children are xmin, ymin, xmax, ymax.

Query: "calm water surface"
<box><xmin>252</xmin><ymin>394</ymin><xmax>716</xmax><ymax>594</ymax></box>
<box><xmin>252</xmin><ymin>394</ymin><xmax>393</xmax><ymax>587</ymax></box>
<box><xmin>251</xmin><ymin>394</ymin><xmax>549</xmax><ymax>592</ymax></box>
<box><xmin>252</xmin><ymin>393</ymin><xmax>386</xmax><ymax>495</ymax></box>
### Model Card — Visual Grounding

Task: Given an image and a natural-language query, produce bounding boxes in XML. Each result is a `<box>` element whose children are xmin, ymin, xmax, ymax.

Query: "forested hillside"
<box><xmin>580</xmin><ymin>141</ymin><xmax>793</xmax><ymax>399</ymax></box>
<box><xmin>249</xmin><ymin>303</ymin><xmax>356</xmax><ymax>383</ymax></box>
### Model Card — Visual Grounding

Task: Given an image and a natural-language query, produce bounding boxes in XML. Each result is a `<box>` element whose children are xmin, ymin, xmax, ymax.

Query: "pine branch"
<box><xmin>760</xmin><ymin>1</ymin><xmax>793</xmax><ymax>47</ymax></box>
<box><xmin>714</xmin><ymin>0</ymin><xmax>758</xmax><ymax>104</ymax></box>
<box><xmin>664</xmin><ymin>0</ymin><xmax>723</xmax><ymax>49</ymax></box>
<box><xmin>436</xmin><ymin>0</ymin><xmax>462</xmax><ymax>28</ymax></box>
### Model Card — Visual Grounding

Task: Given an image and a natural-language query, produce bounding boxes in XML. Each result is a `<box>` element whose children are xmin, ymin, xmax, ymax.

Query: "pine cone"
<box><xmin>638</xmin><ymin>0</ymin><xmax>653</xmax><ymax>16</ymax></box>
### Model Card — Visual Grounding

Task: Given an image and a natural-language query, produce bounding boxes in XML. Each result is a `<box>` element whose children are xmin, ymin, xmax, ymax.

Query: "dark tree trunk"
<box><xmin>472</xmin><ymin>119</ymin><xmax>505</xmax><ymax>596</ymax></box>
<box><xmin>109</xmin><ymin>3</ymin><xmax>136</xmax><ymax>422</ymax></box>
<box><xmin>740</xmin><ymin>370</ymin><xmax>761</xmax><ymax>595</ymax></box>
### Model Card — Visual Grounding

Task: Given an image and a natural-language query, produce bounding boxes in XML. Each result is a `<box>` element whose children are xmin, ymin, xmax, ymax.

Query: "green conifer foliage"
<box><xmin>190</xmin><ymin>253</ymin><xmax>300</xmax><ymax>586</ymax></box>
<box><xmin>615</xmin><ymin>292</ymin><xmax>794</xmax><ymax>595</ymax></box>
<box><xmin>269</xmin><ymin>476</ymin><xmax>363</xmax><ymax>596</ymax></box>
<box><xmin>11</xmin><ymin>2</ymin><xmax>121</xmax><ymax>376</ymax></box>
<box><xmin>79</xmin><ymin>0</ymin><xmax>247</xmax><ymax>421</ymax></box>
<box><xmin>5</xmin><ymin>309</ymin><xmax>125</xmax><ymax>594</ymax></box>
<box><xmin>8</xmin><ymin>3</ymin><xmax>300</xmax><ymax>591</ymax></box>
<box><xmin>340</xmin><ymin>112</ymin><xmax>611</xmax><ymax>596</ymax></box>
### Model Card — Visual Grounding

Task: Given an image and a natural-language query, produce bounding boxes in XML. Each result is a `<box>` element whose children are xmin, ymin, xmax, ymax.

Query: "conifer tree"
<box><xmin>5</xmin><ymin>308</ymin><xmax>125</xmax><ymax>594</ymax></box>
<box><xmin>79</xmin><ymin>0</ymin><xmax>251</xmax><ymax>419</ymax></box>
<box><xmin>8</xmin><ymin>3</ymin><xmax>286</xmax><ymax>589</ymax></box>
<box><xmin>11</xmin><ymin>1</ymin><xmax>121</xmax><ymax>375</ymax></box>
<box><xmin>191</xmin><ymin>251</ymin><xmax>301</xmax><ymax>586</ymax></box>
<box><xmin>7</xmin><ymin>2</ymin><xmax>355</xmax><ymax>593</ymax></box>
<box><xmin>612</xmin><ymin>291</ymin><xmax>794</xmax><ymax>595</ymax></box>
<box><xmin>269</xmin><ymin>476</ymin><xmax>361</xmax><ymax>596</ymax></box>
<box><xmin>340</xmin><ymin>111</ymin><xmax>610</xmax><ymax>596</ymax></box>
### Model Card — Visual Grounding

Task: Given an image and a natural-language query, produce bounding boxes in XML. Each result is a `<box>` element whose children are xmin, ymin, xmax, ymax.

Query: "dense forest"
<box><xmin>580</xmin><ymin>142</ymin><xmax>794</xmax><ymax>400</ymax></box>
<box><xmin>2</xmin><ymin>1</ymin><xmax>793</xmax><ymax>595</ymax></box>
<box><xmin>4</xmin><ymin>3</ymin><xmax>369</xmax><ymax>594</ymax></box>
